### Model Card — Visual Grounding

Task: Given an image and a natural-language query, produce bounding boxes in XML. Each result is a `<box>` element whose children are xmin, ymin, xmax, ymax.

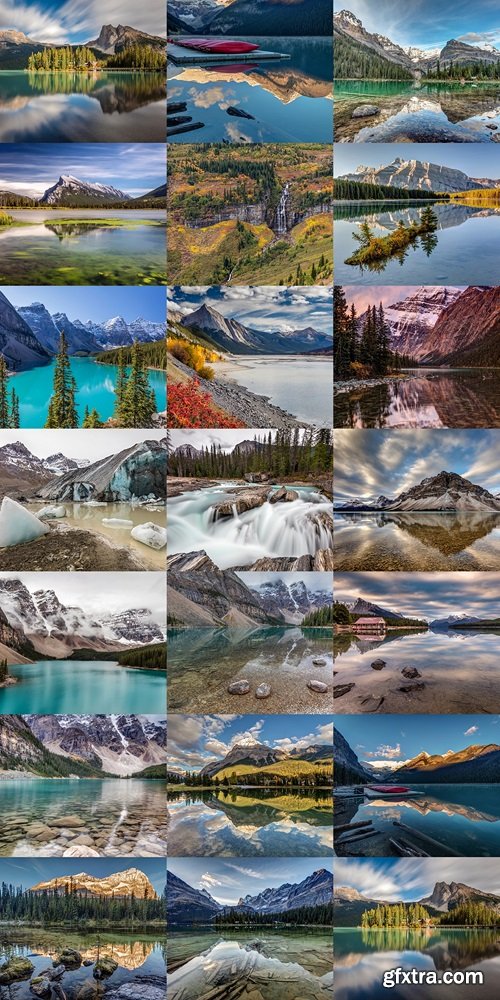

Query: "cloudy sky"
<box><xmin>0</xmin><ymin>0</ymin><xmax>165</xmax><ymax>44</ymax></box>
<box><xmin>335</xmin><ymin>572</ymin><xmax>500</xmax><ymax>619</ymax></box>
<box><xmin>240</xmin><ymin>571</ymin><xmax>333</xmax><ymax>592</ymax></box>
<box><xmin>341</xmin><ymin>285</ymin><xmax>465</xmax><ymax>314</ymax></box>
<box><xmin>0</xmin><ymin>144</ymin><xmax>165</xmax><ymax>199</ymax></box>
<box><xmin>335</xmin><ymin>0</ymin><xmax>500</xmax><ymax>51</ymax></box>
<box><xmin>169</xmin><ymin>286</ymin><xmax>333</xmax><ymax>338</ymax></box>
<box><xmin>337</xmin><ymin>714</ymin><xmax>500</xmax><ymax>770</ymax></box>
<box><xmin>169</xmin><ymin>857</ymin><xmax>332</xmax><ymax>906</ymax></box>
<box><xmin>0</xmin><ymin>571</ymin><xmax>165</xmax><ymax>618</ymax></box>
<box><xmin>335</xmin><ymin>143</ymin><xmax>500</xmax><ymax>179</ymax></box>
<box><xmin>334</xmin><ymin>429</ymin><xmax>500</xmax><ymax>500</ymax></box>
<box><xmin>336</xmin><ymin>856</ymin><xmax>500</xmax><ymax>902</ymax></box>
<box><xmin>0</xmin><ymin>857</ymin><xmax>165</xmax><ymax>894</ymax></box>
<box><xmin>0</xmin><ymin>428</ymin><xmax>165</xmax><ymax>461</ymax></box>
<box><xmin>3</xmin><ymin>286</ymin><xmax>165</xmax><ymax>325</ymax></box>
<box><xmin>167</xmin><ymin>714</ymin><xmax>333</xmax><ymax>774</ymax></box>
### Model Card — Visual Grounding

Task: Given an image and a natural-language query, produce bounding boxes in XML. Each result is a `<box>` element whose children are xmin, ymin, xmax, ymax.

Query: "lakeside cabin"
<box><xmin>352</xmin><ymin>616</ymin><xmax>386</xmax><ymax>635</ymax></box>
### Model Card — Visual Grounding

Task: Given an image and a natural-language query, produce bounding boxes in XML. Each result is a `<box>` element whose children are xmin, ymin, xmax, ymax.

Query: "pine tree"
<box><xmin>119</xmin><ymin>341</ymin><xmax>157</xmax><ymax>428</ymax></box>
<box><xmin>0</xmin><ymin>356</ymin><xmax>9</xmax><ymax>427</ymax></box>
<box><xmin>10</xmin><ymin>388</ymin><xmax>20</xmax><ymax>428</ymax></box>
<box><xmin>82</xmin><ymin>407</ymin><xmax>103</xmax><ymax>428</ymax></box>
<box><xmin>45</xmin><ymin>332</ymin><xmax>78</xmax><ymax>428</ymax></box>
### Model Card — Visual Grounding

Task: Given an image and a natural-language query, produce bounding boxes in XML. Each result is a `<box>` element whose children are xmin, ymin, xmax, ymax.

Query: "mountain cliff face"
<box><xmin>334</xmin><ymin>728</ymin><xmax>371</xmax><ymax>782</ymax></box>
<box><xmin>395</xmin><ymin>743</ymin><xmax>500</xmax><ymax>782</ymax></box>
<box><xmin>348</xmin><ymin>597</ymin><xmax>403</xmax><ymax>621</ymax></box>
<box><xmin>203</xmin><ymin>0</ymin><xmax>332</xmax><ymax>36</ymax></box>
<box><xmin>239</xmin><ymin>868</ymin><xmax>332</xmax><ymax>913</ymax></box>
<box><xmin>87</xmin><ymin>24</ymin><xmax>166</xmax><ymax>53</ymax></box>
<box><xmin>338</xmin><ymin>157</ymin><xmax>495</xmax><ymax>192</ymax></box>
<box><xmin>180</xmin><ymin>303</ymin><xmax>332</xmax><ymax>356</ymax></box>
<box><xmin>0</xmin><ymin>291</ymin><xmax>51</xmax><ymax>371</ymax></box>
<box><xmin>166</xmin><ymin>551</ymin><xmax>280</xmax><ymax>626</ymax></box>
<box><xmin>26</xmin><ymin>714</ymin><xmax>167</xmax><ymax>776</ymax></box>
<box><xmin>38</xmin><ymin>438</ymin><xmax>167</xmax><ymax>503</ymax></box>
<box><xmin>251</xmin><ymin>578</ymin><xmax>331</xmax><ymax>623</ymax></box>
<box><xmin>18</xmin><ymin>303</ymin><xmax>100</xmax><ymax>355</ymax></box>
<box><xmin>167</xmin><ymin>871</ymin><xmax>222</xmax><ymax>924</ymax></box>
<box><xmin>334</xmin><ymin>10</ymin><xmax>414</xmax><ymax>70</ymax></box>
<box><xmin>39</xmin><ymin>175</ymin><xmax>131</xmax><ymax>205</ymax></box>
<box><xmin>32</xmin><ymin>868</ymin><xmax>157</xmax><ymax>899</ymax></box>
<box><xmin>419</xmin><ymin>881</ymin><xmax>500</xmax><ymax>913</ymax></box>
<box><xmin>385</xmin><ymin>472</ymin><xmax>500</xmax><ymax>512</ymax></box>
<box><xmin>376</xmin><ymin>287</ymin><xmax>463</xmax><ymax>360</ymax></box>
<box><xmin>200</xmin><ymin>739</ymin><xmax>287</xmax><ymax>778</ymax></box>
<box><xmin>429</xmin><ymin>286</ymin><xmax>500</xmax><ymax>366</ymax></box>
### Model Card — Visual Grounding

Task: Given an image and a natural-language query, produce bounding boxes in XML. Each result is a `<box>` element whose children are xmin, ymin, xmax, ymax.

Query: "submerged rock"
<box><xmin>334</xmin><ymin>683</ymin><xmax>355</xmax><ymax>698</ymax></box>
<box><xmin>93</xmin><ymin>957</ymin><xmax>118</xmax><ymax>980</ymax></box>
<box><xmin>352</xmin><ymin>104</ymin><xmax>380</xmax><ymax>118</ymax></box>
<box><xmin>399</xmin><ymin>682</ymin><xmax>425</xmax><ymax>693</ymax></box>
<box><xmin>0</xmin><ymin>957</ymin><xmax>35</xmax><ymax>983</ymax></box>
<box><xmin>228</xmin><ymin>680</ymin><xmax>250</xmax><ymax>695</ymax></box>
<box><xmin>401</xmin><ymin>666</ymin><xmax>421</xmax><ymax>678</ymax></box>
<box><xmin>312</xmin><ymin>657</ymin><xmax>327</xmax><ymax>666</ymax></box>
<box><xmin>307</xmin><ymin>679</ymin><xmax>328</xmax><ymax>693</ymax></box>
<box><xmin>371</xmin><ymin>659</ymin><xmax>386</xmax><ymax>670</ymax></box>
<box><xmin>56</xmin><ymin>948</ymin><xmax>82</xmax><ymax>967</ymax></box>
<box><xmin>255</xmin><ymin>683</ymin><xmax>271</xmax><ymax>699</ymax></box>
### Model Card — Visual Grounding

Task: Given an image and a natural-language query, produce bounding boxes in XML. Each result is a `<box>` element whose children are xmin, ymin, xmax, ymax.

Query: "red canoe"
<box><xmin>169</xmin><ymin>37</ymin><xmax>260</xmax><ymax>54</ymax></box>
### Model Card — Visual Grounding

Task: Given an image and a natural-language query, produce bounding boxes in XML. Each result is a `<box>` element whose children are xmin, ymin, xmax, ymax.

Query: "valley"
<box><xmin>167</xmin><ymin>143</ymin><xmax>333</xmax><ymax>286</ymax></box>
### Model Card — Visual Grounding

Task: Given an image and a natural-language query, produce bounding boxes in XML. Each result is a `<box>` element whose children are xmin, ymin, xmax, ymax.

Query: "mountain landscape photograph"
<box><xmin>334</xmin><ymin>144</ymin><xmax>500</xmax><ymax>285</ymax></box>
<box><xmin>334</xmin><ymin>3</ymin><xmax>500</xmax><ymax>143</ymax></box>
<box><xmin>168</xmin><ymin>0</ymin><xmax>333</xmax><ymax>37</ymax></box>
<box><xmin>167</xmin><ymin>428</ymin><xmax>333</xmax><ymax>572</ymax></box>
<box><xmin>0</xmin><ymin>571</ymin><xmax>166</xmax><ymax>714</ymax></box>
<box><xmin>167</xmin><ymin>143</ymin><xmax>333</xmax><ymax>286</ymax></box>
<box><xmin>168</xmin><ymin>285</ymin><xmax>332</xmax><ymax>428</ymax></box>
<box><xmin>167</xmin><ymin>713</ymin><xmax>333</xmax><ymax>856</ymax></box>
<box><xmin>335</xmin><ymin>715</ymin><xmax>500</xmax><ymax>858</ymax></box>
<box><xmin>0</xmin><ymin>285</ymin><xmax>165</xmax><ymax>428</ymax></box>
<box><xmin>0</xmin><ymin>858</ymin><xmax>166</xmax><ymax>1000</ymax></box>
<box><xmin>0</xmin><ymin>429</ymin><xmax>166</xmax><ymax>571</ymax></box>
<box><xmin>167</xmin><ymin>36</ymin><xmax>332</xmax><ymax>144</ymax></box>
<box><xmin>167</xmin><ymin>856</ymin><xmax>333</xmax><ymax>999</ymax></box>
<box><xmin>335</xmin><ymin>857</ymin><xmax>500</xmax><ymax>999</ymax></box>
<box><xmin>0</xmin><ymin>143</ymin><xmax>166</xmax><ymax>284</ymax></box>
<box><xmin>333</xmin><ymin>572</ymin><xmax>500</xmax><ymax>714</ymax></box>
<box><xmin>334</xmin><ymin>284</ymin><xmax>500</xmax><ymax>428</ymax></box>
<box><xmin>0</xmin><ymin>713</ymin><xmax>166</xmax><ymax>856</ymax></box>
<box><xmin>168</xmin><ymin>566</ymin><xmax>332</xmax><ymax>713</ymax></box>
<box><xmin>0</xmin><ymin>1</ymin><xmax>166</xmax><ymax>141</ymax></box>
<box><xmin>334</xmin><ymin>428</ymin><xmax>500</xmax><ymax>570</ymax></box>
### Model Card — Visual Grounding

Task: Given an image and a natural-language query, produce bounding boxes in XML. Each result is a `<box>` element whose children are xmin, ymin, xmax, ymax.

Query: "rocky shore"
<box><xmin>0</xmin><ymin>523</ymin><xmax>153</xmax><ymax>572</ymax></box>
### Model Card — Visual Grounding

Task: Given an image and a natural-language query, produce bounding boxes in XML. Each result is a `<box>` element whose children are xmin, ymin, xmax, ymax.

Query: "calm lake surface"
<box><xmin>0</xmin><ymin>778</ymin><xmax>166</xmax><ymax>856</ymax></box>
<box><xmin>334</xmin><ymin>628</ymin><xmax>500</xmax><ymax>713</ymax></box>
<box><xmin>0</xmin><ymin>659</ymin><xmax>165</xmax><ymax>714</ymax></box>
<box><xmin>335</xmin><ymin>928</ymin><xmax>500</xmax><ymax>999</ymax></box>
<box><xmin>168</xmin><ymin>626</ymin><xmax>333</xmax><ymax>713</ymax></box>
<box><xmin>167</xmin><ymin>788</ymin><xmax>333</xmax><ymax>856</ymax></box>
<box><xmin>168</xmin><ymin>37</ymin><xmax>332</xmax><ymax>143</ymax></box>
<box><xmin>0</xmin><ymin>70</ymin><xmax>166</xmax><ymax>142</ymax></box>
<box><xmin>335</xmin><ymin>785</ymin><xmax>500</xmax><ymax>858</ymax></box>
<box><xmin>334</xmin><ymin>369</ymin><xmax>500</xmax><ymax>429</ymax></box>
<box><xmin>334</xmin><ymin>512</ymin><xmax>500</xmax><ymax>570</ymax></box>
<box><xmin>334</xmin><ymin>203</ymin><xmax>500</xmax><ymax>285</ymax></box>
<box><xmin>0</xmin><ymin>929</ymin><xmax>165</xmax><ymax>999</ymax></box>
<box><xmin>167</xmin><ymin>930</ymin><xmax>333</xmax><ymax>999</ymax></box>
<box><xmin>0</xmin><ymin>210</ymin><xmax>166</xmax><ymax>285</ymax></box>
<box><xmin>27</xmin><ymin>501</ymin><xmax>166</xmax><ymax>570</ymax></box>
<box><xmin>12</xmin><ymin>356</ymin><xmax>166</xmax><ymax>427</ymax></box>
<box><xmin>334</xmin><ymin>80</ymin><xmax>500</xmax><ymax>142</ymax></box>
<box><xmin>215</xmin><ymin>356</ymin><xmax>333</xmax><ymax>425</ymax></box>
<box><xmin>168</xmin><ymin>484</ymin><xmax>333</xmax><ymax>569</ymax></box>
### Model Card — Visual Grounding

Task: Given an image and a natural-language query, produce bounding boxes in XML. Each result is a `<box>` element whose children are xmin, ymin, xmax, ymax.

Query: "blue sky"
<box><xmin>0</xmin><ymin>858</ymin><xmax>165</xmax><ymax>894</ymax></box>
<box><xmin>335</xmin><ymin>1</ymin><xmax>500</xmax><ymax>51</ymax></box>
<box><xmin>0</xmin><ymin>1</ymin><xmax>165</xmax><ymax>44</ymax></box>
<box><xmin>334</xmin><ymin>429</ymin><xmax>500</xmax><ymax>500</ymax></box>
<box><xmin>3</xmin><ymin>286</ymin><xmax>166</xmax><ymax>324</ymax></box>
<box><xmin>167</xmin><ymin>714</ymin><xmax>333</xmax><ymax>773</ymax></box>
<box><xmin>335</xmin><ymin>572</ymin><xmax>500</xmax><ymax>619</ymax></box>
<box><xmin>337</xmin><ymin>715</ymin><xmax>500</xmax><ymax>770</ymax></box>
<box><xmin>169</xmin><ymin>286</ymin><xmax>333</xmax><ymax>338</ymax></box>
<box><xmin>336</xmin><ymin>857</ymin><xmax>500</xmax><ymax>902</ymax></box>
<box><xmin>0</xmin><ymin>144</ymin><xmax>165</xmax><ymax>199</ymax></box>
<box><xmin>168</xmin><ymin>858</ymin><xmax>333</xmax><ymax>906</ymax></box>
<box><xmin>334</xmin><ymin>144</ymin><xmax>500</xmax><ymax>179</ymax></box>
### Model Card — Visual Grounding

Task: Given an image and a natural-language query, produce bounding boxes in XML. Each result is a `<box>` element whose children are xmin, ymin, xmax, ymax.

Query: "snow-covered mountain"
<box><xmin>167</xmin><ymin>871</ymin><xmax>222</xmax><ymax>924</ymax></box>
<box><xmin>199</xmin><ymin>737</ymin><xmax>332</xmax><ymax>779</ymax></box>
<box><xmin>239</xmin><ymin>868</ymin><xmax>332</xmax><ymax>913</ymax></box>
<box><xmin>32</xmin><ymin>867</ymin><xmax>157</xmax><ymax>898</ymax></box>
<box><xmin>396</xmin><ymin>743</ymin><xmax>500</xmax><ymax>782</ymax></box>
<box><xmin>0</xmin><ymin>291</ymin><xmax>51</xmax><ymax>372</ymax></box>
<box><xmin>338</xmin><ymin>157</ymin><xmax>497</xmax><ymax>192</ymax></box>
<box><xmin>368</xmin><ymin>287</ymin><xmax>463</xmax><ymax>360</ymax></box>
<box><xmin>340</xmin><ymin>472</ymin><xmax>500</xmax><ymax>512</ymax></box>
<box><xmin>39</xmin><ymin>174</ymin><xmax>131</xmax><ymax>205</ymax></box>
<box><xmin>430</xmin><ymin>614</ymin><xmax>487</xmax><ymax>629</ymax></box>
<box><xmin>250</xmin><ymin>578</ymin><xmax>331</xmax><ymax>622</ymax></box>
<box><xmin>26</xmin><ymin>714</ymin><xmax>167</xmax><ymax>776</ymax></box>
<box><xmin>179</xmin><ymin>302</ymin><xmax>332</xmax><ymax>356</ymax></box>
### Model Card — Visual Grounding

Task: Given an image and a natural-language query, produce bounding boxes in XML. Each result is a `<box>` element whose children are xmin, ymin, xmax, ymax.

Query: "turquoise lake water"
<box><xmin>0</xmin><ymin>659</ymin><xmax>166</xmax><ymax>713</ymax></box>
<box><xmin>10</xmin><ymin>355</ymin><xmax>166</xmax><ymax>427</ymax></box>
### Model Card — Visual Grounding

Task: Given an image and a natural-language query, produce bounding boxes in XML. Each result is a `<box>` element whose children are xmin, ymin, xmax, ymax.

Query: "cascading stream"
<box><xmin>275</xmin><ymin>182</ymin><xmax>290</xmax><ymax>234</ymax></box>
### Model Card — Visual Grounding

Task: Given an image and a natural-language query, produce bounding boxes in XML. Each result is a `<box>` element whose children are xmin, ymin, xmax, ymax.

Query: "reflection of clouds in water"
<box><xmin>225</xmin><ymin>122</ymin><xmax>252</xmax><ymax>142</ymax></box>
<box><xmin>188</xmin><ymin>85</ymin><xmax>235</xmax><ymax>110</ymax></box>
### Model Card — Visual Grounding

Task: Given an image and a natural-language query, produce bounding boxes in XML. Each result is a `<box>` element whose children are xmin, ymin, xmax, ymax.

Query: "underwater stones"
<box><xmin>352</xmin><ymin>104</ymin><xmax>380</xmax><ymax>118</ymax></box>
<box><xmin>312</xmin><ymin>657</ymin><xmax>327</xmax><ymax>665</ymax></box>
<box><xmin>307</xmin><ymin>679</ymin><xmax>328</xmax><ymax>693</ymax></box>
<box><xmin>56</xmin><ymin>949</ymin><xmax>82</xmax><ymax>967</ymax></box>
<box><xmin>228</xmin><ymin>680</ymin><xmax>251</xmax><ymax>695</ymax></box>
<box><xmin>334</xmin><ymin>683</ymin><xmax>355</xmax><ymax>698</ymax></box>
<box><xmin>401</xmin><ymin>666</ymin><xmax>421</xmax><ymax>678</ymax></box>
<box><xmin>0</xmin><ymin>957</ymin><xmax>35</xmax><ymax>983</ymax></box>
<box><xmin>255</xmin><ymin>683</ymin><xmax>272</xmax><ymax>699</ymax></box>
<box><xmin>93</xmin><ymin>957</ymin><xmax>118</xmax><ymax>980</ymax></box>
<box><xmin>371</xmin><ymin>659</ymin><xmax>386</xmax><ymax>670</ymax></box>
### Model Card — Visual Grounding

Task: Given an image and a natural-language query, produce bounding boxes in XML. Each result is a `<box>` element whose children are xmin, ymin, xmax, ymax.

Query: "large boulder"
<box><xmin>93</xmin><ymin>957</ymin><xmax>119</xmax><ymax>980</ymax></box>
<box><xmin>0</xmin><ymin>957</ymin><xmax>35</xmax><ymax>983</ymax></box>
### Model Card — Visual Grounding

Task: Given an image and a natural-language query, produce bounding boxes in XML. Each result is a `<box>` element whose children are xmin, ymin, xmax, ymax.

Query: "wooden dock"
<box><xmin>168</xmin><ymin>43</ymin><xmax>290</xmax><ymax>65</ymax></box>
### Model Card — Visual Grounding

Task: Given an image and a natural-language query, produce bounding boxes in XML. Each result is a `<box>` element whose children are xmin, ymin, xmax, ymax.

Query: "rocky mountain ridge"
<box><xmin>39</xmin><ymin>175</ymin><xmax>131</xmax><ymax>206</ymax></box>
<box><xmin>32</xmin><ymin>867</ymin><xmax>157</xmax><ymax>898</ymax></box>
<box><xmin>179</xmin><ymin>302</ymin><xmax>332</xmax><ymax>356</ymax></box>
<box><xmin>337</xmin><ymin>472</ymin><xmax>500</xmax><ymax>512</ymax></box>
<box><xmin>395</xmin><ymin>742</ymin><xmax>500</xmax><ymax>782</ymax></box>
<box><xmin>334</xmin><ymin>728</ymin><xmax>371</xmax><ymax>782</ymax></box>
<box><xmin>26</xmin><ymin>714</ymin><xmax>167</xmax><ymax>777</ymax></box>
<box><xmin>199</xmin><ymin>737</ymin><xmax>331</xmax><ymax>778</ymax></box>
<box><xmin>338</xmin><ymin>157</ymin><xmax>497</xmax><ymax>192</ymax></box>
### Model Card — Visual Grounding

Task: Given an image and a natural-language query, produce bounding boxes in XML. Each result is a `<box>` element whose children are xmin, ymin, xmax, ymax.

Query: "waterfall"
<box><xmin>275</xmin><ymin>183</ymin><xmax>290</xmax><ymax>234</ymax></box>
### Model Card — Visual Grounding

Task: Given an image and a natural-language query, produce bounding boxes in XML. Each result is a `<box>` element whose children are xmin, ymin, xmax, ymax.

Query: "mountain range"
<box><xmin>335</xmin><ymin>471</ymin><xmax>500</xmax><ymax>512</ymax></box>
<box><xmin>0</xmin><ymin>577</ymin><xmax>165</xmax><ymax>661</ymax></box>
<box><xmin>168</xmin><ymin>0</ymin><xmax>332</xmax><ymax>36</ymax></box>
<box><xmin>167</xmin><ymin>550</ymin><xmax>331</xmax><ymax>626</ymax></box>
<box><xmin>168</xmin><ymin>867</ymin><xmax>333</xmax><ymax>924</ymax></box>
<box><xmin>32</xmin><ymin>867</ymin><xmax>157</xmax><ymax>898</ymax></box>
<box><xmin>0</xmin><ymin>289</ymin><xmax>164</xmax><ymax>372</ymax></box>
<box><xmin>0</xmin><ymin>714</ymin><xmax>166</xmax><ymax>777</ymax></box>
<box><xmin>334</xmin><ymin>728</ymin><xmax>372</xmax><ymax>783</ymax></box>
<box><xmin>334</xmin><ymin>9</ymin><xmax>500</xmax><ymax>76</ymax></box>
<box><xmin>335</xmin><ymin>880</ymin><xmax>500</xmax><ymax>925</ymax></box>
<box><xmin>338</xmin><ymin>157</ymin><xmax>499</xmax><ymax>193</ymax></box>
<box><xmin>171</xmin><ymin>301</ymin><xmax>332</xmax><ymax>356</ymax></box>
<box><xmin>197</xmin><ymin>737</ymin><xmax>332</xmax><ymax>780</ymax></box>
<box><xmin>0</xmin><ymin>23</ymin><xmax>165</xmax><ymax>68</ymax></box>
